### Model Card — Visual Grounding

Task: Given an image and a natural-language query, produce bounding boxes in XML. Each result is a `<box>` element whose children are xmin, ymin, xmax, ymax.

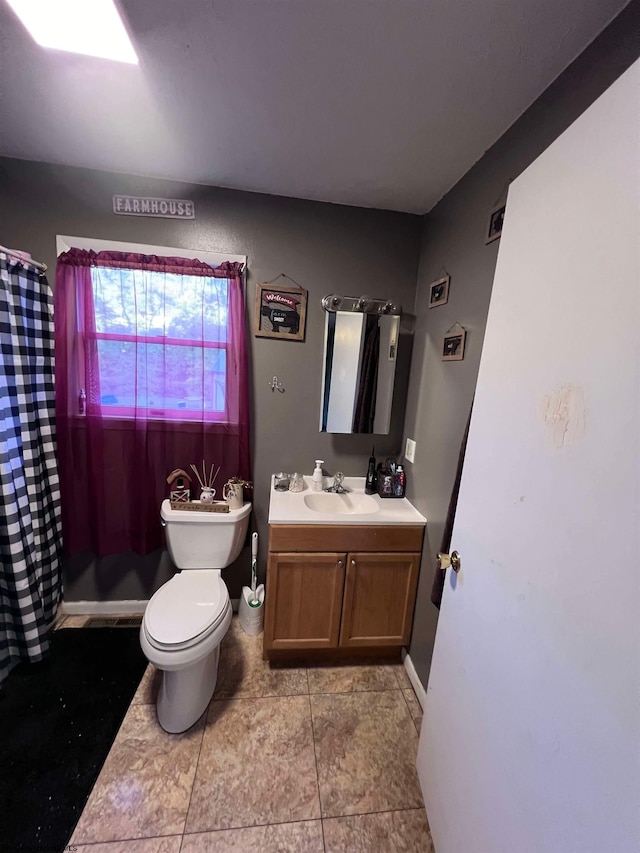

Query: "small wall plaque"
<box><xmin>113</xmin><ymin>195</ymin><xmax>195</xmax><ymax>219</ymax></box>
<box><xmin>442</xmin><ymin>323</ymin><xmax>467</xmax><ymax>361</ymax></box>
<box><xmin>429</xmin><ymin>274</ymin><xmax>450</xmax><ymax>309</ymax></box>
<box><xmin>485</xmin><ymin>203</ymin><xmax>505</xmax><ymax>244</ymax></box>
<box><xmin>254</xmin><ymin>282</ymin><xmax>307</xmax><ymax>341</ymax></box>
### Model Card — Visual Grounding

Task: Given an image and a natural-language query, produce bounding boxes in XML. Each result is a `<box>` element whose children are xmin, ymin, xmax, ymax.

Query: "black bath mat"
<box><xmin>0</xmin><ymin>627</ymin><xmax>147</xmax><ymax>853</ymax></box>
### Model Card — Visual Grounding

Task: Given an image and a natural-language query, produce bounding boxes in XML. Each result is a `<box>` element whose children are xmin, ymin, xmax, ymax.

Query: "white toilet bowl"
<box><xmin>140</xmin><ymin>500</ymin><xmax>251</xmax><ymax>733</ymax></box>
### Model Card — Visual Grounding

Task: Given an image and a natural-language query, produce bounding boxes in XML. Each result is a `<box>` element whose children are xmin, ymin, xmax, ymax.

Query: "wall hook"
<box><xmin>270</xmin><ymin>376</ymin><xmax>285</xmax><ymax>393</ymax></box>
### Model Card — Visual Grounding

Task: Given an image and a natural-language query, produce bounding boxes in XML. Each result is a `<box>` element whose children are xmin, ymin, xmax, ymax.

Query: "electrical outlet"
<box><xmin>404</xmin><ymin>437</ymin><xmax>416</xmax><ymax>464</ymax></box>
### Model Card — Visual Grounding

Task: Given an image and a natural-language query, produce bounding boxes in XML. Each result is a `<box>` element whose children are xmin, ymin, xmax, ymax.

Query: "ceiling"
<box><xmin>0</xmin><ymin>0</ymin><xmax>628</xmax><ymax>213</ymax></box>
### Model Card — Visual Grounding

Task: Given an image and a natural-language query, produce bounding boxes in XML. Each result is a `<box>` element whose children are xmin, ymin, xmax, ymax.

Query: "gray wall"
<box><xmin>1</xmin><ymin>0</ymin><xmax>637</xmax><ymax>639</ymax></box>
<box><xmin>0</xmin><ymin>159</ymin><xmax>422</xmax><ymax>600</ymax></box>
<box><xmin>404</xmin><ymin>0</ymin><xmax>640</xmax><ymax>687</ymax></box>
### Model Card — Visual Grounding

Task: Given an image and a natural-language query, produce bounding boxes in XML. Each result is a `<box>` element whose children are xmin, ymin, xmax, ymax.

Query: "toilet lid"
<box><xmin>144</xmin><ymin>571</ymin><xmax>227</xmax><ymax>646</ymax></box>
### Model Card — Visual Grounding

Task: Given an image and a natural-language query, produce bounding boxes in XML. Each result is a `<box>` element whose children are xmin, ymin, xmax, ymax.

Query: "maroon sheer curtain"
<box><xmin>55</xmin><ymin>249</ymin><xmax>250</xmax><ymax>557</ymax></box>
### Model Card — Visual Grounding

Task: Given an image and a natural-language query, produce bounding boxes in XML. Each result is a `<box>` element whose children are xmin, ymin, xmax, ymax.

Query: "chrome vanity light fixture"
<box><xmin>321</xmin><ymin>294</ymin><xmax>402</xmax><ymax>316</ymax></box>
<box><xmin>321</xmin><ymin>294</ymin><xmax>344</xmax><ymax>311</ymax></box>
<box><xmin>380</xmin><ymin>299</ymin><xmax>401</xmax><ymax>315</ymax></box>
<box><xmin>355</xmin><ymin>295</ymin><xmax>375</xmax><ymax>313</ymax></box>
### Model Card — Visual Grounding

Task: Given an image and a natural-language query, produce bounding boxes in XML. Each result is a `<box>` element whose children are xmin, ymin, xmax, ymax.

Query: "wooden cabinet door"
<box><xmin>264</xmin><ymin>552</ymin><xmax>346</xmax><ymax>650</ymax></box>
<box><xmin>340</xmin><ymin>552</ymin><xmax>421</xmax><ymax>647</ymax></box>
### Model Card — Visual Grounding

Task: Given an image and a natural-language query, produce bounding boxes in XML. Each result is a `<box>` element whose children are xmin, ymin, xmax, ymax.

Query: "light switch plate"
<box><xmin>404</xmin><ymin>437</ymin><xmax>416</xmax><ymax>463</ymax></box>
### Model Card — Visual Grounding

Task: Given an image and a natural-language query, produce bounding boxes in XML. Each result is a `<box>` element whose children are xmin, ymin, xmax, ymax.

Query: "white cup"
<box><xmin>223</xmin><ymin>481</ymin><xmax>243</xmax><ymax>509</ymax></box>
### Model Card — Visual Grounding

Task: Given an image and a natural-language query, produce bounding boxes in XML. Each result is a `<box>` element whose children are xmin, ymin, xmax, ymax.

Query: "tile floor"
<box><xmin>57</xmin><ymin>615</ymin><xmax>432</xmax><ymax>852</ymax></box>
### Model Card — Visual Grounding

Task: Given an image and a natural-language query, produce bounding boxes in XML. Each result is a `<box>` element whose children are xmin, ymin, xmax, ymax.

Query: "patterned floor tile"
<box><xmin>71</xmin><ymin>704</ymin><xmax>204</xmax><ymax>844</ymax></box>
<box><xmin>323</xmin><ymin>808</ymin><xmax>434</xmax><ymax>853</ymax></box>
<box><xmin>307</xmin><ymin>663</ymin><xmax>399</xmax><ymax>694</ymax></box>
<box><xmin>311</xmin><ymin>690</ymin><xmax>423</xmax><ymax>818</ymax></box>
<box><xmin>185</xmin><ymin>696</ymin><xmax>320</xmax><ymax>832</ymax></box>
<box><xmin>53</xmin><ymin>609</ymin><xmax>67</xmax><ymax>629</ymax></box>
<box><xmin>395</xmin><ymin>662</ymin><xmax>413</xmax><ymax>690</ymax></box>
<box><xmin>73</xmin><ymin>838</ymin><xmax>182</xmax><ymax>853</ymax></box>
<box><xmin>61</xmin><ymin>615</ymin><xmax>90</xmax><ymax>628</ymax></box>
<box><xmin>131</xmin><ymin>664</ymin><xmax>161</xmax><ymax>705</ymax></box>
<box><xmin>181</xmin><ymin>820</ymin><xmax>324</xmax><ymax>852</ymax></box>
<box><xmin>402</xmin><ymin>688</ymin><xmax>423</xmax><ymax>731</ymax></box>
<box><xmin>214</xmin><ymin>618</ymin><xmax>308</xmax><ymax>699</ymax></box>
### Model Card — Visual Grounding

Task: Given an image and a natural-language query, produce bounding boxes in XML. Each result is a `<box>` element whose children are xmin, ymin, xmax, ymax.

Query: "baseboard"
<box><xmin>401</xmin><ymin>648</ymin><xmax>427</xmax><ymax>710</ymax></box>
<box><xmin>62</xmin><ymin>600</ymin><xmax>148</xmax><ymax>616</ymax></box>
<box><xmin>63</xmin><ymin>597</ymin><xmax>242</xmax><ymax>615</ymax></box>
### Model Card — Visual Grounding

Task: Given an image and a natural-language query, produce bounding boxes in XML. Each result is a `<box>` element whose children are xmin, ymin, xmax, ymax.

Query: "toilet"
<box><xmin>140</xmin><ymin>499</ymin><xmax>251</xmax><ymax>733</ymax></box>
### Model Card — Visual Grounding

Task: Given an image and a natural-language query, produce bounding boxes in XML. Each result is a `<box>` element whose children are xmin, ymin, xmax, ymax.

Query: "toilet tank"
<box><xmin>160</xmin><ymin>500</ymin><xmax>251</xmax><ymax>569</ymax></box>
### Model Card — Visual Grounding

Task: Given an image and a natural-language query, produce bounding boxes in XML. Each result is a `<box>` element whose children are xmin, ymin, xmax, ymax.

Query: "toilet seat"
<box><xmin>144</xmin><ymin>570</ymin><xmax>228</xmax><ymax>651</ymax></box>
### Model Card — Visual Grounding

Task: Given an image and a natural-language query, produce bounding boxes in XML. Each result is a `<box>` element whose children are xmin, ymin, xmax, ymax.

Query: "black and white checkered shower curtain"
<box><xmin>0</xmin><ymin>254</ymin><xmax>62</xmax><ymax>685</ymax></box>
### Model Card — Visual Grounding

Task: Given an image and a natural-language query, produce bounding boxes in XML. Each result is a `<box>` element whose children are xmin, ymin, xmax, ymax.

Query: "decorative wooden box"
<box><xmin>169</xmin><ymin>501</ymin><xmax>230</xmax><ymax>513</ymax></box>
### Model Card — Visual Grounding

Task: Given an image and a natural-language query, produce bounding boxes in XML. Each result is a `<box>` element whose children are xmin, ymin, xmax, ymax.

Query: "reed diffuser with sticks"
<box><xmin>190</xmin><ymin>460</ymin><xmax>222</xmax><ymax>504</ymax></box>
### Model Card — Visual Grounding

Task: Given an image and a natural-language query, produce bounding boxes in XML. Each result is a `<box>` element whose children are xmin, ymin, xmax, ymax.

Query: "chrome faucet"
<box><xmin>325</xmin><ymin>471</ymin><xmax>350</xmax><ymax>493</ymax></box>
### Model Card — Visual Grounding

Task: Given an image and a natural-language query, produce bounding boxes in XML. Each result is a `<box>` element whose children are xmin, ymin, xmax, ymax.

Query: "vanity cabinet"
<box><xmin>264</xmin><ymin>552</ymin><xmax>345</xmax><ymax>649</ymax></box>
<box><xmin>264</xmin><ymin>525</ymin><xmax>423</xmax><ymax>659</ymax></box>
<box><xmin>340</xmin><ymin>552</ymin><xmax>420</xmax><ymax>647</ymax></box>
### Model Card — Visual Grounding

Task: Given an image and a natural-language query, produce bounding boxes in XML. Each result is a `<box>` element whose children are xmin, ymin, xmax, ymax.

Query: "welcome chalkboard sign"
<box><xmin>254</xmin><ymin>282</ymin><xmax>307</xmax><ymax>341</ymax></box>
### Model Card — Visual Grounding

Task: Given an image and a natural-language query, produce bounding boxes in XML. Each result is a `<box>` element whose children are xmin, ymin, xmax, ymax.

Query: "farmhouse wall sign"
<box><xmin>113</xmin><ymin>195</ymin><xmax>196</xmax><ymax>220</ymax></box>
<box><xmin>254</xmin><ymin>282</ymin><xmax>307</xmax><ymax>341</ymax></box>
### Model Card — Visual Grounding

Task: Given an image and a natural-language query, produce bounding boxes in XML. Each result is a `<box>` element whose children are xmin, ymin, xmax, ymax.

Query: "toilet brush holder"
<box><xmin>239</xmin><ymin>584</ymin><xmax>265</xmax><ymax>636</ymax></box>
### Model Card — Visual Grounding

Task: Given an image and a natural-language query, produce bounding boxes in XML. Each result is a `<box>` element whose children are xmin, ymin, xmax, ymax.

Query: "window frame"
<box><xmin>57</xmin><ymin>236</ymin><xmax>247</xmax><ymax>423</ymax></box>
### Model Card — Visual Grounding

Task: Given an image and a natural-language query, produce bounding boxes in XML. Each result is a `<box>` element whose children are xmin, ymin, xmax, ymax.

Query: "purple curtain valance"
<box><xmin>58</xmin><ymin>248</ymin><xmax>244</xmax><ymax>279</ymax></box>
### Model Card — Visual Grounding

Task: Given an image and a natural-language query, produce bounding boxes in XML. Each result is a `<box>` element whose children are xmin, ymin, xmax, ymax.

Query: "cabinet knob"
<box><xmin>338</xmin><ymin>560</ymin><xmax>343</xmax><ymax>567</ymax></box>
<box><xmin>351</xmin><ymin>559</ymin><xmax>356</xmax><ymax>567</ymax></box>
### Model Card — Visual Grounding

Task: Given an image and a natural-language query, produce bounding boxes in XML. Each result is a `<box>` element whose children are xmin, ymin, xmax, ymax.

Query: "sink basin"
<box><xmin>303</xmin><ymin>492</ymin><xmax>379</xmax><ymax>515</ymax></box>
<box><xmin>269</xmin><ymin>475</ymin><xmax>426</xmax><ymax>525</ymax></box>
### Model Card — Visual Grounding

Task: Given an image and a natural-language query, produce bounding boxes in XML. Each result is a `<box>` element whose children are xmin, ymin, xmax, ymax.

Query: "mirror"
<box><xmin>319</xmin><ymin>304</ymin><xmax>401</xmax><ymax>434</ymax></box>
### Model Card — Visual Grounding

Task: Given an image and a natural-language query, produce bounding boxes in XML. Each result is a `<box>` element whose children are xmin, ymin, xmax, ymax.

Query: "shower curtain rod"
<box><xmin>0</xmin><ymin>244</ymin><xmax>48</xmax><ymax>272</ymax></box>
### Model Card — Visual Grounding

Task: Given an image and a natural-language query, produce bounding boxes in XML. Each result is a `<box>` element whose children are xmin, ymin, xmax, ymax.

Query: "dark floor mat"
<box><xmin>0</xmin><ymin>627</ymin><xmax>147</xmax><ymax>853</ymax></box>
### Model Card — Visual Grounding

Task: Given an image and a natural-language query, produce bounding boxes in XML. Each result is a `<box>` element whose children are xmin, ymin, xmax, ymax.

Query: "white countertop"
<box><xmin>268</xmin><ymin>475</ymin><xmax>426</xmax><ymax>526</ymax></box>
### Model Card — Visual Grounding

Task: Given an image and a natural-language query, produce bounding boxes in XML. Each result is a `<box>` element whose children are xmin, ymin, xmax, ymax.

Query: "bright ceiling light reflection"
<box><xmin>7</xmin><ymin>0</ymin><xmax>138</xmax><ymax>64</ymax></box>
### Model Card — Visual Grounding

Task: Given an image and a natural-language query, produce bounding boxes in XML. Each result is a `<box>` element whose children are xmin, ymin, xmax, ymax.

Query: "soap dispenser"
<box><xmin>312</xmin><ymin>460</ymin><xmax>324</xmax><ymax>492</ymax></box>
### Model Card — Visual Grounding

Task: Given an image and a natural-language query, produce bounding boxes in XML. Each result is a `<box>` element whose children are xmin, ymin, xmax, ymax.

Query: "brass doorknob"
<box><xmin>438</xmin><ymin>551</ymin><xmax>461</xmax><ymax>573</ymax></box>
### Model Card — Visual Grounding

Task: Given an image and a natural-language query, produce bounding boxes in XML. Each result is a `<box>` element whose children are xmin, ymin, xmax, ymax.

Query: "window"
<box><xmin>56</xmin><ymin>236</ymin><xmax>247</xmax><ymax>423</ymax></box>
<box><xmin>91</xmin><ymin>265</ymin><xmax>229</xmax><ymax>420</ymax></box>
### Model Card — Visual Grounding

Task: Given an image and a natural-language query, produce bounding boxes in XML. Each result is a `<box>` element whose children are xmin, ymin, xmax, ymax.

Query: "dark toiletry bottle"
<box><xmin>365</xmin><ymin>446</ymin><xmax>377</xmax><ymax>494</ymax></box>
<box><xmin>394</xmin><ymin>464</ymin><xmax>406</xmax><ymax>497</ymax></box>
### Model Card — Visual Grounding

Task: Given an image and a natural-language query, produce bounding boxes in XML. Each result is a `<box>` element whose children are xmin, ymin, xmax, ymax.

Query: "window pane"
<box><xmin>91</xmin><ymin>268</ymin><xmax>228</xmax><ymax>343</ymax></box>
<box><xmin>97</xmin><ymin>340</ymin><xmax>226</xmax><ymax>414</ymax></box>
